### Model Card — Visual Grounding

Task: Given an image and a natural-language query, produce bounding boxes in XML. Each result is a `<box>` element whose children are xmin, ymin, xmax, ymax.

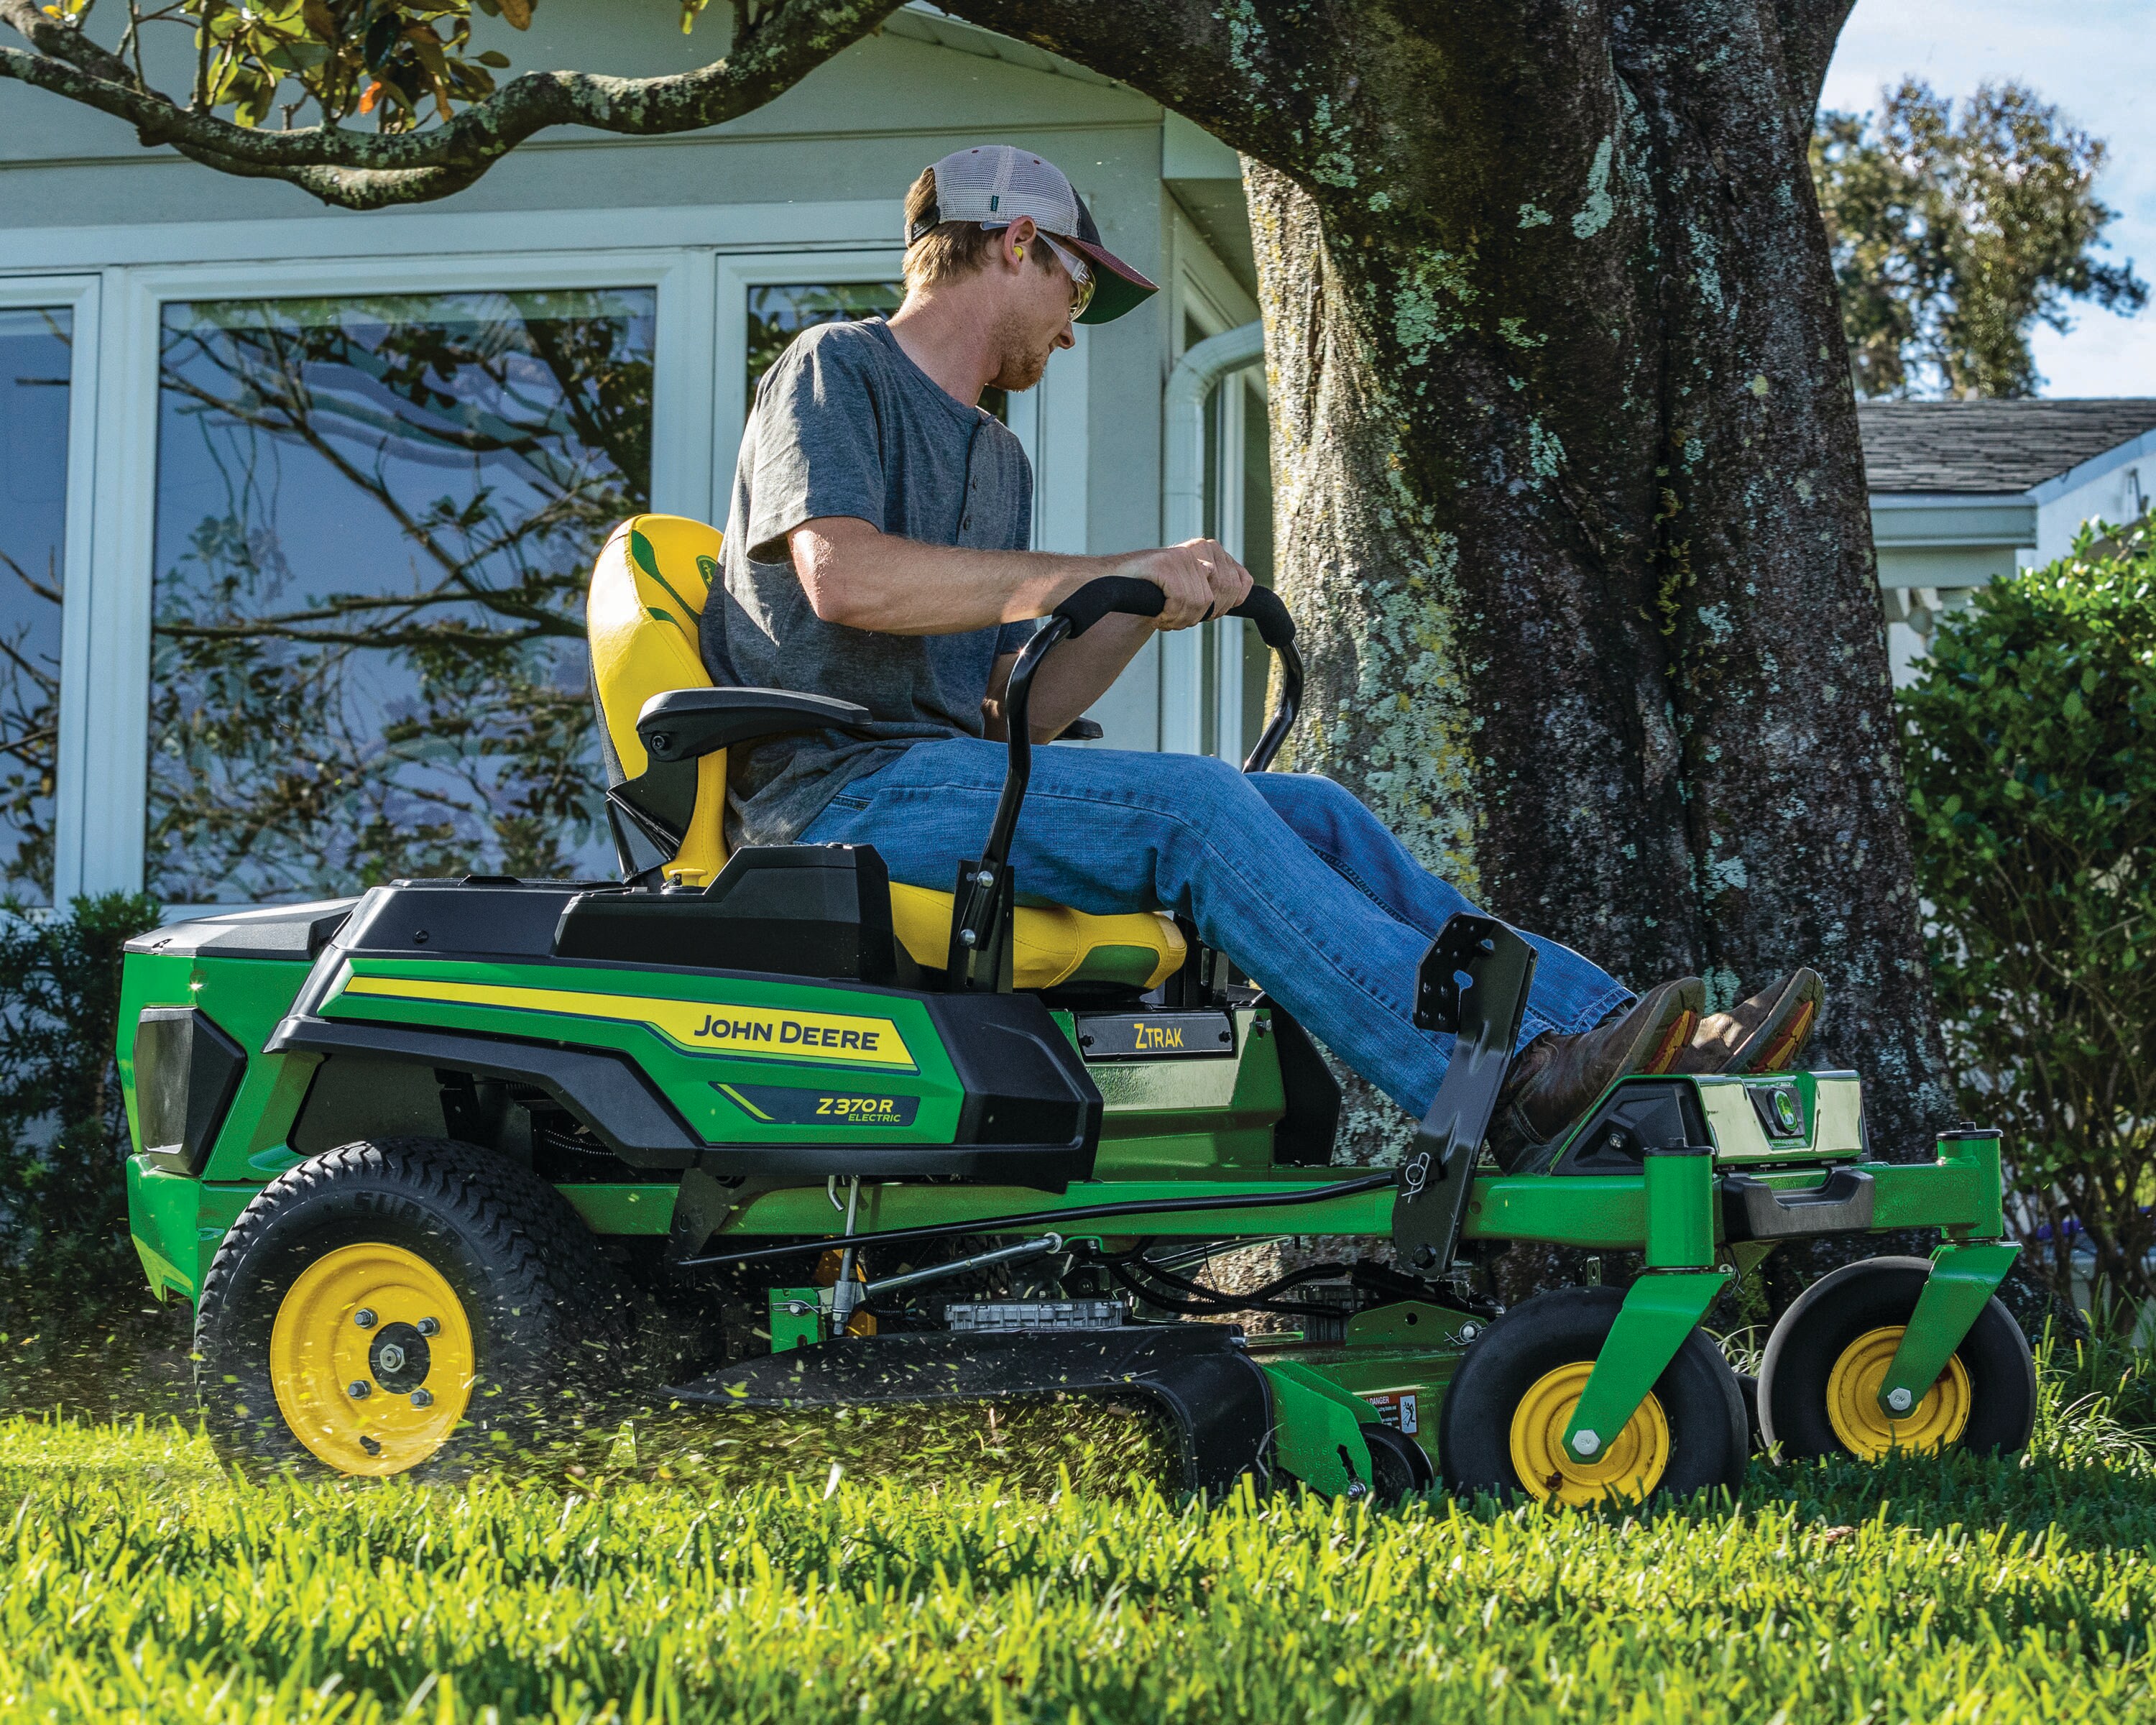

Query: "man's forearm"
<box><xmin>793</xmin><ymin>520</ymin><xmax>1115</xmax><ymax>634</ymax></box>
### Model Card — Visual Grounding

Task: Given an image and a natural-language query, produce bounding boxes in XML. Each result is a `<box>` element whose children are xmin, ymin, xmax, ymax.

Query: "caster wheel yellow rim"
<box><xmin>1825</xmin><ymin>1325</ymin><xmax>1971</xmax><ymax>1459</ymax></box>
<box><xmin>269</xmin><ymin>1243</ymin><xmax>475</xmax><ymax>1476</ymax></box>
<box><xmin>1508</xmin><ymin>1361</ymin><xmax>1671</xmax><ymax>1506</ymax></box>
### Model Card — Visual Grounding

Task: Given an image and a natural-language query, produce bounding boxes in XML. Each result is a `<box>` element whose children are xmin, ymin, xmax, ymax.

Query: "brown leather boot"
<box><xmin>1486</xmin><ymin>977</ymin><xmax>1705</xmax><ymax>1172</ymax></box>
<box><xmin>1670</xmin><ymin>969</ymin><xmax>1825</xmax><ymax>1074</ymax></box>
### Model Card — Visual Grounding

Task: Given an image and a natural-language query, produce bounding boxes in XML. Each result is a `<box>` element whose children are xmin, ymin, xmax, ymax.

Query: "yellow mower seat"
<box><xmin>587</xmin><ymin>514</ymin><xmax>1185</xmax><ymax>992</ymax></box>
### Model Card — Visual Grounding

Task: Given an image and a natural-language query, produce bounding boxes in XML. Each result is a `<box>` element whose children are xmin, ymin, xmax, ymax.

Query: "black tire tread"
<box><xmin>196</xmin><ymin>1137</ymin><xmax>627</xmax><ymax>1474</ymax></box>
<box><xmin>1756</xmin><ymin>1254</ymin><xmax>2035</xmax><ymax>1460</ymax></box>
<box><xmin>1438</xmin><ymin>1284</ymin><xmax>1749</xmax><ymax>1505</ymax></box>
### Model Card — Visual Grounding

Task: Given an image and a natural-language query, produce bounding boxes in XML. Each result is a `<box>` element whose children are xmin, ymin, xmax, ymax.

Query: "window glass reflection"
<box><xmin>0</xmin><ymin>308</ymin><xmax>71</xmax><ymax>901</ymax></box>
<box><xmin>149</xmin><ymin>288</ymin><xmax>655</xmax><ymax>903</ymax></box>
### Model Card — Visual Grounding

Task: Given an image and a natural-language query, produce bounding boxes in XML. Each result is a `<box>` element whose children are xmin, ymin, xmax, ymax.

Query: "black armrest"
<box><xmin>637</xmin><ymin>687</ymin><xmax>872</xmax><ymax>764</ymax></box>
<box><xmin>1054</xmin><ymin>718</ymin><xmax>1105</xmax><ymax>742</ymax></box>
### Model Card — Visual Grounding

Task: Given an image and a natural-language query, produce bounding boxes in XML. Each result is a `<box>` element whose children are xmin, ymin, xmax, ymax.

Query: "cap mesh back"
<box><xmin>929</xmin><ymin>146</ymin><xmax>1081</xmax><ymax>236</ymax></box>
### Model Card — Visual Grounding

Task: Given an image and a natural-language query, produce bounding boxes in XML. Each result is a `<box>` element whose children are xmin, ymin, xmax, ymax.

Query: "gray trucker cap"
<box><xmin>906</xmin><ymin>144</ymin><xmax>1158</xmax><ymax>324</ymax></box>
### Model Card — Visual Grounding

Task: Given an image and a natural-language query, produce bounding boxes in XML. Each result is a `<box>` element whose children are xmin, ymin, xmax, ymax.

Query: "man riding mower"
<box><xmin>120</xmin><ymin>147</ymin><xmax>2035</xmax><ymax>1503</ymax></box>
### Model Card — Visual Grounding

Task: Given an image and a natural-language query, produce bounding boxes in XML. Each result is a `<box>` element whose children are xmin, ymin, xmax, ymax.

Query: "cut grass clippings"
<box><xmin>0</xmin><ymin>1340</ymin><xmax>2149</xmax><ymax>1723</ymax></box>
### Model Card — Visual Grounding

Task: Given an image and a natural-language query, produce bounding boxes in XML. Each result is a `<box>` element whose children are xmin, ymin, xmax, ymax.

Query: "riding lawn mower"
<box><xmin>120</xmin><ymin>513</ymin><xmax>2037</xmax><ymax>1503</ymax></box>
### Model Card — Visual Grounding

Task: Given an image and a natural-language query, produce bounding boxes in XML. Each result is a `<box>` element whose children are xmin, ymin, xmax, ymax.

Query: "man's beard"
<box><xmin>987</xmin><ymin>308</ymin><xmax>1054</xmax><ymax>393</ymax></box>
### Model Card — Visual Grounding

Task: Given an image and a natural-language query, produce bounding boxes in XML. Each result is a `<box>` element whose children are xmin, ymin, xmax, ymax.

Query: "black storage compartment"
<box><xmin>554</xmin><ymin>845</ymin><xmax>905</xmax><ymax>983</ymax></box>
<box><xmin>338</xmin><ymin>878</ymin><xmax>585</xmax><ymax>961</ymax></box>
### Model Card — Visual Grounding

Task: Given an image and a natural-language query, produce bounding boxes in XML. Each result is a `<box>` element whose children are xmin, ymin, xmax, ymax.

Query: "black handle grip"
<box><xmin>1227</xmin><ymin>585</ymin><xmax>1294</xmax><ymax>652</ymax></box>
<box><xmin>1051</xmin><ymin>575</ymin><xmax>1296</xmax><ymax>646</ymax></box>
<box><xmin>1052</xmin><ymin>576</ymin><xmax>1164</xmax><ymax>637</ymax></box>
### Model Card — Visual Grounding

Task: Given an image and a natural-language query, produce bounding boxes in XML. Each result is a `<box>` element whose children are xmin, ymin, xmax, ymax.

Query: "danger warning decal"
<box><xmin>340</xmin><ymin>975</ymin><xmax>916</xmax><ymax>1070</ymax></box>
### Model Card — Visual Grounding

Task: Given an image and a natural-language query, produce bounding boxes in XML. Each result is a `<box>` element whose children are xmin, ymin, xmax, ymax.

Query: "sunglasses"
<box><xmin>1036</xmin><ymin>232</ymin><xmax>1096</xmax><ymax>320</ymax></box>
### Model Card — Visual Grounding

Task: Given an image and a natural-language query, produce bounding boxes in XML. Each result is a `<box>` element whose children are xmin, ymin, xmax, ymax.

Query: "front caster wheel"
<box><xmin>196</xmin><ymin>1137</ymin><xmax>627</xmax><ymax>1478</ymax></box>
<box><xmin>1438</xmin><ymin>1286</ymin><xmax>1748</xmax><ymax>1506</ymax></box>
<box><xmin>1757</xmin><ymin>1256</ymin><xmax>2035</xmax><ymax>1462</ymax></box>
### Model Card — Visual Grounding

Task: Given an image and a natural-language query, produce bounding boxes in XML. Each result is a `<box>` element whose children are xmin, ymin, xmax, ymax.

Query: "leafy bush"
<box><xmin>0</xmin><ymin>893</ymin><xmax>164</xmax><ymax>1293</ymax></box>
<box><xmin>1902</xmin><ymin>519</ymin><xmax>2156</xmax><ymax>1313</ymax></box>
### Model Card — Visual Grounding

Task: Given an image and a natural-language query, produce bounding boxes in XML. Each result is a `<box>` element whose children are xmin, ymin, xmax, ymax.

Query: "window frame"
<box><xmin>0</xmin><ymin>275</ymin><xmax>101</xmax><ymax>908</ymax></box>
<box><xmin>1166</xmin><ymin>231</ymin><xmax>1266</xmax><ymax>763</ymax></box>
<box><xmin>94</xmin><ymin>251</ymin><xmax>705</xmax><ymax>913</ymax></box>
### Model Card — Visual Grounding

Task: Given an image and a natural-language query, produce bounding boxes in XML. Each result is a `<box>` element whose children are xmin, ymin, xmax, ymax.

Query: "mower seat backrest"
<box><xmin>589</xmin><ymin>515</ymin><xmax>732</xmax><ymax>885</ymax></box>
<box><xmin>587</xmin><ymin>515</ymin><xmax>1187</xmax><ymax>990</ymax></box>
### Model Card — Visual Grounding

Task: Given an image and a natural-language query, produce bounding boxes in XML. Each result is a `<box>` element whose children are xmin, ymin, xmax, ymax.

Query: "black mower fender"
<box><xmin>669</xmin><ymin>1325</ymin><xmax>1274</xmax><ymax>1498</ymax></box>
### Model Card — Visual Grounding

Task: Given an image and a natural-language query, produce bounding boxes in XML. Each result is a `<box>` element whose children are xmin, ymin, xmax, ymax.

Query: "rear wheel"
<box><xmin>1439</xmin><ymin>1286</ymin><xmax>1748</xmax><ymax>1506</ymax></box>
<box><xmin>1757</xmin><ymin>1256</ymin><xmax>2035</xmax><ymax>1462</ymax></box>
<box><xmin>197</xmin><ymin>1137</ymin><xmax>627</xmax><ymax>1478</ymax></box>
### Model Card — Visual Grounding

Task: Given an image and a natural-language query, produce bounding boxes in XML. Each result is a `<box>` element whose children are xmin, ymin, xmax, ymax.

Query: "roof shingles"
<box><xmin>1859</xmin><ymin>399</ymin><xmax>2156</xmax><ymax>494</ymax></box>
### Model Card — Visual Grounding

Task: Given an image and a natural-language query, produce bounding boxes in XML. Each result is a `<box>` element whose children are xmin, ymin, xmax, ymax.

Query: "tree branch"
<box><xmin>0</xmin><ymin>0</ymin><xmax>901</xmax><ymax>208</ymax></box>
<box><xmin>938</xmin><ymin>0</ymin><xmax>1311</xmax><ymax>170</ymax></box>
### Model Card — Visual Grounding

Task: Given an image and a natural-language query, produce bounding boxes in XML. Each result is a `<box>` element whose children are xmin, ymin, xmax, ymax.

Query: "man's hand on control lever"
<box><xmin>1119</xmin><ymin>537</ymin><xmax>1253</xmax><ymax>630</ymax></box>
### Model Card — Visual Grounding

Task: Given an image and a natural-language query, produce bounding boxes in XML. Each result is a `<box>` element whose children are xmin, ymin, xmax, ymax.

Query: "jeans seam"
<box><xmin>1305</xmin><ymin>842</ymin><xmax>1434</xmax><ymax>937</ymax></box>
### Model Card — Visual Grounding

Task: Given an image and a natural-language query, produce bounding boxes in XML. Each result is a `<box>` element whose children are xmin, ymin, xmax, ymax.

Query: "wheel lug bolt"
<box><xmin>347</xmin><ymin>1381</ymin><xmax>372</xmax><ymax>1399</ymax></box>
<box><xmin>353</xmin><ymin>1308</ymin><xmax>377</xmax><ymax>1330</ymax></box>
<box><xmin>417</xmin><ymin>1317</ymin><xmax>440</xmax><ymax>1337</ymax></box>
<box><xmin>410</xmin><ymin>1389</ymin><xmax>434</xmax><ymax>1409</ymax></box>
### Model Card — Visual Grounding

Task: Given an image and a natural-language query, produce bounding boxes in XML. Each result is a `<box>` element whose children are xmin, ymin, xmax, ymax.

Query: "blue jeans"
<box><xmin>800</xmin><ymin>740</ymin><xmax>1631</xmax><ymax>1118</ymax></box>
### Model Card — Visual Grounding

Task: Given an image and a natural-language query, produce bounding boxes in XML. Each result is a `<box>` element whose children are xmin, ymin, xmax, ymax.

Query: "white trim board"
<box><xmin>0</xmin><ymin>200</ymin><xmax>900</xmax><ymax>275</ymax></box>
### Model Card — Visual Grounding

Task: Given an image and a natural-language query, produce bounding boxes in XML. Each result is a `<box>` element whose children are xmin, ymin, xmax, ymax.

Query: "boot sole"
<box><xmin>1725</xmin><ymin>969</ymin><xmax>1825</xmax><ymax>1073</ymax></box>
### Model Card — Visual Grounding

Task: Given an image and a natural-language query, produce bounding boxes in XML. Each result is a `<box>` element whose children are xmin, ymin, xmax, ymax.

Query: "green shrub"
<box><xmin>0</xmin><ymin>893</ymin><xmax>163</xmax><ymax>1292</ymax></box>
<box><xmin>1901</xmin><ymin>518</ymin><xmax>2156</xmax><ymax>1315</ymax></box>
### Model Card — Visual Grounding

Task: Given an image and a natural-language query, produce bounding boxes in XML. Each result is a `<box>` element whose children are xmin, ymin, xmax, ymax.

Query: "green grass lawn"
<box><xmin>0</xmin><ymin>1348</ymin><xmax>2150</xmax><ymax>1724</ymax></box>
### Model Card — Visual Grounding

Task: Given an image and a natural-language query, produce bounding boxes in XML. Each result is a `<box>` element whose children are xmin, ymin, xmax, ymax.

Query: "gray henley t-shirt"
<box><xmin>701</xmin><ymin>316</ymin><xmax>1034</xmax><ymax>847</ymax></box>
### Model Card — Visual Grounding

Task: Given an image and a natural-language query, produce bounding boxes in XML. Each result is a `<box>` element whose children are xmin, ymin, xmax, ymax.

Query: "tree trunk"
<box><xmin>962</xmin><ymin>0</ymin><xmax>1950</xmax><ymax>1166</ymax></box>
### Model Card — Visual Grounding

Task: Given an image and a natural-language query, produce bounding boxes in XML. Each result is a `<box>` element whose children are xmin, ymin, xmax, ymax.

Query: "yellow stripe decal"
<box><xmin>715</xmin><ymin>1083</ymin><xmax>774</xmax><ymax>1122</ymax></box>
<box><xmin>341</xmin><ymin>975</ymin><xmax>916</xmax><ymax>1070</ymax></box>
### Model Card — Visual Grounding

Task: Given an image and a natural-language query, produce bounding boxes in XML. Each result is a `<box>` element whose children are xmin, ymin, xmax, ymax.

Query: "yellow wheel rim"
<box><xmin>1825</xmin><ymin>1325</ymin><xmax>1970</xmax><ymax>1459</ymax></box>
<box><xmin>1508</xmin><ymin>1361</ymin><xmax>1671</xmax><ymax>1507</ymax></box>
<box><xmin>268</xmin><ymin>1243</ymin><xmax>475</xmax><ymax>1476</ymax></box>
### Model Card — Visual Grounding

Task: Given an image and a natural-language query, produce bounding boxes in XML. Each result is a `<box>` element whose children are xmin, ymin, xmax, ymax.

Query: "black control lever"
<box><xmin>1049</xmin><ymin>576</ymin><xmax>1303</xmax><ymax>771</ymax></box>
<box><xmin>947</xmin><ymin>576</ymin><xmax>1307</xmax><ymax>991</ymax></box>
